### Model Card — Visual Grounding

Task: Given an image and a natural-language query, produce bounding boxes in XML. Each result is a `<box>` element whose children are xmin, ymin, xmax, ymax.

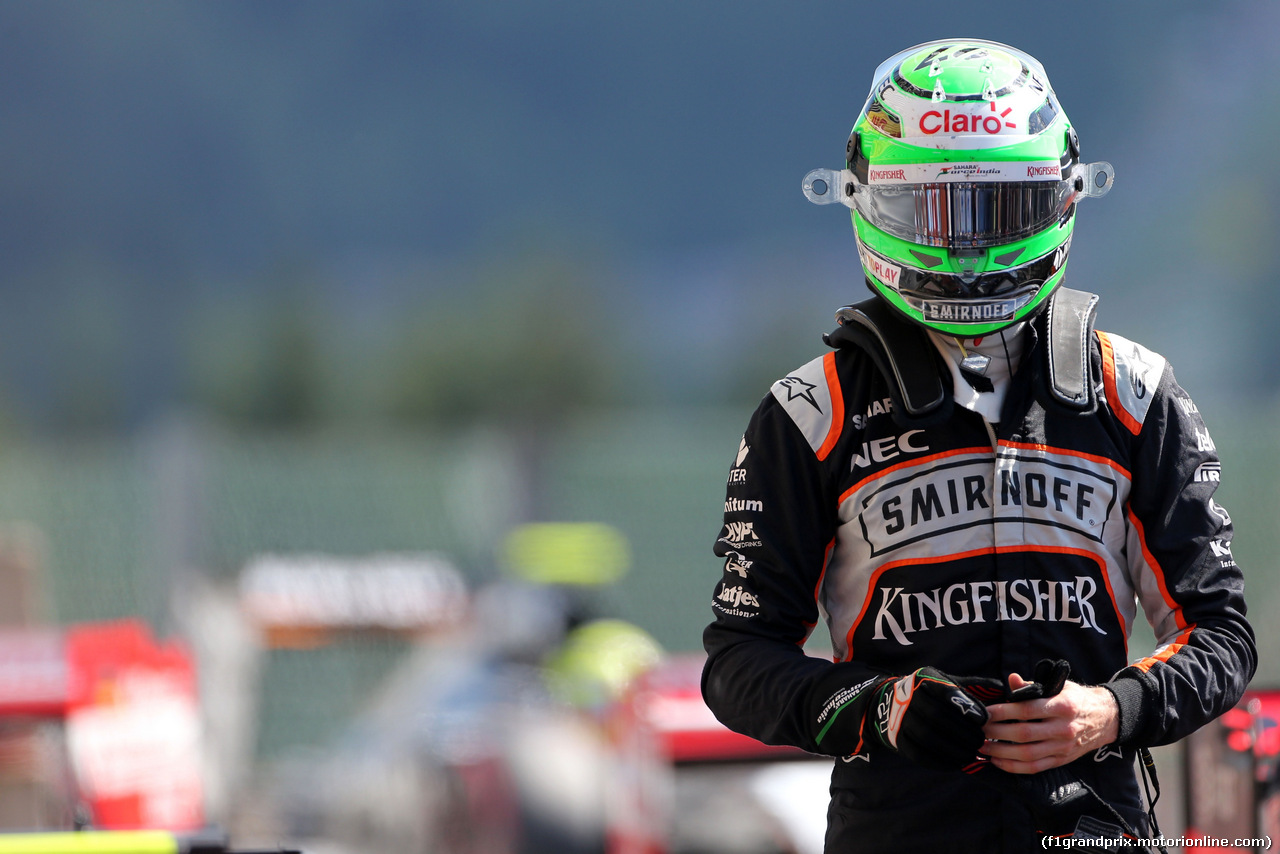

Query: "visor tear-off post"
<box><xmin>803</xmin><ymin>168</ymin><xmax>857</xmax><ymax>208</ymax></box>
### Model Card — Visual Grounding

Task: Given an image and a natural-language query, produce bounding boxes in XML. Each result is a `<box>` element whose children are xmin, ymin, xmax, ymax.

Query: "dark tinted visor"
<box><xmin>855</xmin><ymin>180</ymin><xmax>1077</xmax><ymax>248</ymax></box>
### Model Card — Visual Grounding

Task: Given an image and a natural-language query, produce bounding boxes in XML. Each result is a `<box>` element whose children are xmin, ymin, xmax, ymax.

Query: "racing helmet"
<box><xmin>803</xmin><ymin>39</ymin><xmax>1114</xmax><ymax>336</ymax></box>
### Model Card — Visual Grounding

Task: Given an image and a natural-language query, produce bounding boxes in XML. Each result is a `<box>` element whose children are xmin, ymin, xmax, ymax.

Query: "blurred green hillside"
<box><xmin>0</xmin><ymin>2</ymin><xmax>1274</xmax><ymax>434</ymax></box>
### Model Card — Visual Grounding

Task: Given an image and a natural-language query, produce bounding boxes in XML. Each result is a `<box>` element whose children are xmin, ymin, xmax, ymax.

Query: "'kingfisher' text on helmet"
<box><xmin>803</xmin><ymin>39</ymin><xmax>1113</xmax><ymax>336</ymax></box>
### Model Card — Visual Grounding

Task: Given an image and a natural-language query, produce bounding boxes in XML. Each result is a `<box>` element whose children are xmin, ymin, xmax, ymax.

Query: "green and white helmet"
<box><xmin>803</xmin><ymin>39</ymin><xmax>1114</xmax><ymax>336</ymax></box>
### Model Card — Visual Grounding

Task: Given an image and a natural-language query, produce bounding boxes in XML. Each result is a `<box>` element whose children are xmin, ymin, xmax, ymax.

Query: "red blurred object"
<box><xmin>1227</xmin><ymin>729</ymin><xmax>1254</xmax><ymax>753</ymax></box>
<box><xmin>1249</xmin><ymin>690</ymin><xmax>1280</xmax><ymax>758</ymax></box>
<box><xmin>1252</xmin><ymin>690</ymin><xmax>1280</xmax><ymax>848</ymax></box>
<box><xmin>624</xmin><ymin>655</ymin><xmax>806</xmax><ymax>764</ymax></box>
<box><xmin>0</xmin><ymin>619</ymin><xmax>203</xmax><ymax>832</ymax></box>
<box><xmin>605</xmin><ymin>653</ymin><xmax>817</xmax><ymax>854</ymax></box>
<box><xmin>1222</xmin><ymin>708</ymin><xmax>1255</xmax><ymax>731</ymax></box>
<box><xmin>1184</xmin><ymin>688</ymin><xmax>1280</xmax><ymax>851</ymax></box>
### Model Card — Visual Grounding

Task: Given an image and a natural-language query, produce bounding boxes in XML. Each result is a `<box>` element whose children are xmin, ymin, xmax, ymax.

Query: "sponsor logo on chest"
<box><xmin>870</xmin><ymin>575</ymin><xmax>1109</xmax><ymax>646</ymax></box>
<box><xmin>852</xmin><ymin>453</ymin><xmax>1119</xmax><ymax>557</ymax></box>
<box><xmin>852</xmin><ymin>429</ymin><xmax>929</xmax><ymax>470</ymax></box>
<box><xmin>851</xmin><ymin>397</ymin><xmax>894</xmax><ymax>430</ymax></box>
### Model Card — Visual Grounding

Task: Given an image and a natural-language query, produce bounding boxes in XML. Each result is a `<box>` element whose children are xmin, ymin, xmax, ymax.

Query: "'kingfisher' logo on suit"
<box><xmin>870</xmin><ymin>576</ymin><xmax>1108</xmax><ymax>646</ymax></box>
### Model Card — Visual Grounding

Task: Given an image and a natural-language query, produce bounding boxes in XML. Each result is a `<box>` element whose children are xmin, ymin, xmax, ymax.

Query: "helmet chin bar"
<box><xmin>801</xmin><ymin>160</ymin><xmax>1115</xmax><ymax>208</ymax></box>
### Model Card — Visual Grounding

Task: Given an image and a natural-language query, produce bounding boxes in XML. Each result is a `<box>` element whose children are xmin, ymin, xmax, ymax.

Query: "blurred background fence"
<box><xmin>0</xmin><ymin>399</ymin><xmax>1276</xmax><ymax>764</ymax></box>
<box><xmin>0</xmin><ymin>408</ymin><xmax>747</xmax><ymax>760</ymax></box>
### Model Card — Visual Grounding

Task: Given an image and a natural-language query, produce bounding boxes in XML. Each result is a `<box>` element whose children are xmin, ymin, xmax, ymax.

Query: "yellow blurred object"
<box><xmin>544</xmin><ymin>619</ymin><xmax>664</xmax><ymax>709</ymax></box>
<box><xmin>0</xmin><ymin>831</ymin><xmax>300</xmax><ymax>854</ymax></box>
<box><xmin>0</xmin><ymin>831</ymin><xmax>177</xmax><ymax>854</ymax></box>
<box><xmin>501</xmin><ymin>523</ymin><xmax>630</xmax><ymax>586</ymax></box>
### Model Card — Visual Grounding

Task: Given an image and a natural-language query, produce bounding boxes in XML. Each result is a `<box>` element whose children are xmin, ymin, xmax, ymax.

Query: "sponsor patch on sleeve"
<box><xmin>712</xmin><ymin>578</ymin><xmax>762</xmax><ymax>618</ymax></box>
<box><xmin>771</xmin><ymin>354</ymin><xmax>837</xmax><ymax>456</ymax></box>
<box><xmin>1098</xmin><ymin>331</ymin><xmax>1166</xmax><ymax>434</ymax></box>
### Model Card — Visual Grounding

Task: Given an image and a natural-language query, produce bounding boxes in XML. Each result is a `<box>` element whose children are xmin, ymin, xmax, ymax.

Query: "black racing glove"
<box><xmin>867</xmin><ymin>666</ymin><xmax>991</xmax><ymax>770</ymax></box>
<box><xmin>957</xmin><ymin>658</ymin><xmax>1072</xmax><ymax>777</ymax></box>
<box><xmin>960</xmin><ymin>657</ymin><xmax>1072</xmax><ymax>707</ymax></box>
<box><xmin>1005</xmin><ymin>657</ymin><xmax>1070</xmax><ymax>702</ymax></box>
<box><xmin>963</xmin><ymin>660</ymin><xmax>1145</xmax><ymax>839</ymax></box>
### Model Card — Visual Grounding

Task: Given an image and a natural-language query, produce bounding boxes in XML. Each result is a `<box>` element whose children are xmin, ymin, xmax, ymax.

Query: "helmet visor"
<box><xmin>854</xmin><ymin>179</ymin><xmax>1077</xmax><ymax>249</ymax></box>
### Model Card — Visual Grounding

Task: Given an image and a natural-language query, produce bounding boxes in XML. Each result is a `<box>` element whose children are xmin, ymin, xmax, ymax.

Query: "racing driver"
<box><xmin>701</xmin><ymin>39</ymin><xmax>1256</xmax><ymax>850</ymax></box>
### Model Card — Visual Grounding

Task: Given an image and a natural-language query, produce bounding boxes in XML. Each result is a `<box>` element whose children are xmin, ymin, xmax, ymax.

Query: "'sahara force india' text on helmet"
<box><xmin>804</xmin><ymin>39</ymin><xmax>1114</xmax><ymax>336</ymax></box>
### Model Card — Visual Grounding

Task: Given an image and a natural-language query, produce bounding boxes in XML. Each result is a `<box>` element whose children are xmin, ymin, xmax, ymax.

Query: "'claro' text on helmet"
<box><xmin>919</xmin><ymin>103</ymin><xmax>1016</xmax><ymax>136</ymax></box>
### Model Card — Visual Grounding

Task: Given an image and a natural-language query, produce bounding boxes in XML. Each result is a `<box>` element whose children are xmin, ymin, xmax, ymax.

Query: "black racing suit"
<box><xmin>701</xmin><ymin>316</ymin><xmax>1255</xmax><ymax>851</ymax></box>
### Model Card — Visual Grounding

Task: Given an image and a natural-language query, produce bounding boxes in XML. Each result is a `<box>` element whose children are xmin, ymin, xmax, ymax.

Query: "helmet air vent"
<box><xmin>909</xmin><ymin>250</ymin><xmax>944</xmax><ymax>269</ymax></box>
